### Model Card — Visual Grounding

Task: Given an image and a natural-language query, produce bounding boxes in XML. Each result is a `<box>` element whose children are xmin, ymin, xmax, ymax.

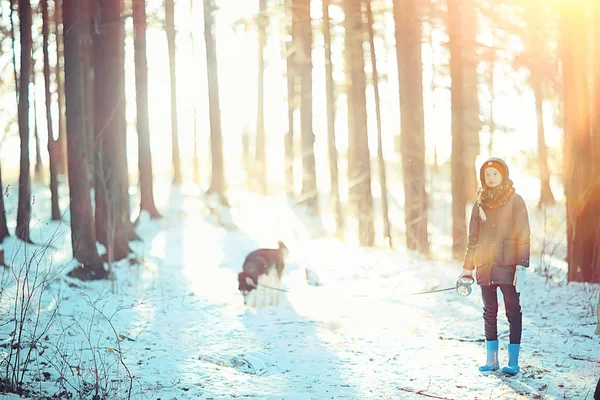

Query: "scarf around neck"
<box><xmin>476</xmin><ymin>179</ymin><xmax>515</xmax><ymax>221</ymax></box>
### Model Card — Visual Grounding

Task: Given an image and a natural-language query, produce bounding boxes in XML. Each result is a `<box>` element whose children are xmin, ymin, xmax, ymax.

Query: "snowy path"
<box><xmin>0</xmin><ymin>187</ymin><xmax>598</xmax><ymax>399</ymax></box>
<box><xmin>114</xmin><ymin>190</ymin><xmax>599</xmax><ymax>399</ymax></box>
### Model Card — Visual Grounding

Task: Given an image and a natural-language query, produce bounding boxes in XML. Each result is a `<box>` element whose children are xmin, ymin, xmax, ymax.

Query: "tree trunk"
<box><xmin>448</xmin><ymin>0</ymin><xmax>468</xmax><ymax>260</ymax></box>
<box><xmin>523</xmin><ymin>0</ymin><xmax>555</xmax><ymax>208</ymax></box>
<box><xmin>393</xmin><ymin>0</ymin><xmax>429</xmax><ymax>254</ymax></box>
<box><xmin>63</xmin><ymin>0</ymin><xmax>107</xmax><ymax>280</ymax></box>
<box><xmin>0</xmin><ymin>165</ymin><xmax>9</xmax><ymax>243</ymax></box>
<box><xmin>0</xmin><ymin>33</ymin><xmax>9</xmax><ymax>242</ymax></box>
<box><xmin>242</xmin><ymin>129</ymin><xmax>251</xmax><ymax>187</ymax></box>
<box><xmin>322</xmin><ymin>0</ymin><xmax>344</xmax><ymax>238</ymax></box>
<box><xmin>596</xmin><ymin>295</ymin><xmax>600</xmax><ymax>335</ymax></box>
<box><xmin>80</xmin><ymin>0</ymin><xmax>95</xmax><ymax>180</ymax></box>
<box><xmin>462</xmin><ymin>3</ymin><xmax>479</xmax><ymax>202</ymax></box>
<box><xmin>487</xmin><ymin>34</ymin><xmax>496</xmax><ymax>156</ymax></box>
<box><xmin>561</xmin><ymin>3</ymin><xmax>600</xmax><ymax>283</ymax></box>
<box><xmin>54</xmin><ymin>0</ymin><xmax>68</xmax><ymax>176</ymax></box>
<box><xmin>191</xmin><ymin>0</ymin><xmax>201</xmax><ymax>187</ymax></box>
<box><xmin>204</xmin><ymin>0</ymin><xmax>228</xmax><ymax>205</ymax></box>
<box><xmin>16</xmin><ymin>0</ymin><xmax>33</xmax><ymax>243</ymax></box>
<box><xmin>593</xmin><ymin>0</ymin><xmax>600</xmax><ymax>288</ymax></box>
<box><xmin>285</xmin><ymin>0</ymin><xmax>296</xmax><ymax>197</ymax></box>
<box><xmin>294</xmin><ymin>0</ymin><xmax>318</xmax><ymax>211</ymax></box>
<box><xmin>366</xmin><ymin>0</ymin><xmax>390</xmax><ymax>248</ymax></box>
<box><xmin>10</xmin><ymin>0</ymin><xmax>19</xmax><ymax>104</ymax></box>
<box><xmin>93</xmin><ymin>0</ymin><xmax>131</xmax><ymax>262</ymax></box>
<box><xmin>427</xmin><ymin>23</ymin><xmax>439</xmax><ymax>174</ymax></box>
<box><xmin>165</xmin><ymin>0</ymin><xmax>182</xmax><ymax>185</ymax></box>
<box><xmin>285</xmin><ymin>14</ymin><xmax>295</xmax><ymax>197</ymax></box>
<box><xmin>117</xmin><ymin>5</ymin><xmax>137</xmax><ymax>242</ymax></box>
<box><xmin>593</xmin><ymin>2</ymin><xmax>600</xmax><ymax>175</ymax></box>
<box><xmin>42</xmin><ymin>0</ymin><xmax>61</xmax><ymax>220</ymax></box>
<box><xmin>133</xmin><ymin>0</ymin><xmax>162</xmax><ymax>219</ymax></box>
<box><xmin>255</xmin><ymin>0</ymin><xmax>267</xmax><ymax>195</ymax></box>
<box><xmin>33</xmin><ymin>71</ymin><xmax>44</xmax><ymax>183</ymax></box>
<box><xmin>343</xmin><ymin>0</ymin><xmax>374</xmax><ymax>246</ymax></box>
<box><xmin>531</xmin><ymin>75</ymin><xmax>555</xmax><ymax>207</ymax></box>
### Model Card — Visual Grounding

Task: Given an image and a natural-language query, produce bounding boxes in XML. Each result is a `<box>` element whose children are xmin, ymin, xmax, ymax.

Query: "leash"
<box><xmin>351</xmin><ymin>286</ymin><xmax>456</xmax><ymax>298</ymax></box>
<box><xmin>247</xmin><ymin>276</ymin><xmax>473</xmax><ymax>298</ymax></box>
<box><xmin>253</xmin><ymin>283</ymin><xmax>458</xmax><ymax>296</ymax></box>
<box><xmin>402</xmin><ymin>277</ymin><xmax>474</xmax><ymax>297</ymax></box>
<box><xmin>257</xmin><ymin>283</ymin><xmax>289</xmax><ymax>293</ymax></box>
<box><xmin>403</xmin><ymin>286</ymin><xmax>456</xmax><ymax>296</ymax></box>
<box><xmin>249</xmin><ymin>282</ymin><xmax>290</xmax><ymax>293</ymax></box>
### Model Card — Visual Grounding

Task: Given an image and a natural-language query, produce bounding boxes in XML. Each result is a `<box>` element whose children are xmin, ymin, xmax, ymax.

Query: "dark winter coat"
<box><xmin>463</xmin><ymin>159</ymin><xmax>530</xmax><ymax>286</ymax></box>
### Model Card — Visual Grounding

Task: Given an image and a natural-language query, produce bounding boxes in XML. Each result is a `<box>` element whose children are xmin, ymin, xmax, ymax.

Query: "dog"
<box><xmin>238</xmin><ymin>241</ymin><xmax>288</xmax><ymax>307</ymax></box>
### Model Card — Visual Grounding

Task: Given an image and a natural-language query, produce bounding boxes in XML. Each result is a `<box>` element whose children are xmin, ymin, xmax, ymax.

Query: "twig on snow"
<box><xmin>569</xmin><ymin>354</ymin><xmax>600</xmax><ymax>364</ymax></box>
<box><xmin>397</xmin><ymin>387</ymin><xmax>456</xmax><ymax>399</ymax></box>
<box><xmin>567</xmin><ymin>329</ymin><xmax>595</xmax><ymax>340</ymax></box>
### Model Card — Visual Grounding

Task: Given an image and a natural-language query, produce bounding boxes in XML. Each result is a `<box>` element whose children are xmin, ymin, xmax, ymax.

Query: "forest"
<box><xmin>0</xmin><ymin>0</ymin><xmax>599</xmax><ymax>399</ymax></box>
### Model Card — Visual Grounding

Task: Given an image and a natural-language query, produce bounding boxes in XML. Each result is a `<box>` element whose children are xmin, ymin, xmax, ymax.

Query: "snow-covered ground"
<box><xmin>0</xmin><ymin>181</ymin><xmax>598</xmax><ymax>400</ymax></box>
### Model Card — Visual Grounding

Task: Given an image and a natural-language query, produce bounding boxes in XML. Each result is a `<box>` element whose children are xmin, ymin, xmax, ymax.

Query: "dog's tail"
<box><xmin>277</xmin><ymin>241</ymin><xmax>289</xmax><ymax>261</ymax></box>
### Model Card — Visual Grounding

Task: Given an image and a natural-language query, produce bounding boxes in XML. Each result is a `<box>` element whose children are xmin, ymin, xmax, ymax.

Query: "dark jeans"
<box><xmin>481</xmin><ymin>284</ymin><xmax>522</xmax><ymax>344</ymax></box>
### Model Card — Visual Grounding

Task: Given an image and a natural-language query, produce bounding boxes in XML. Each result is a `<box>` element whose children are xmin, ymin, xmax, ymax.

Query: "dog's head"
<box><xmin>238</xmin><ymin>272</ymin><xmax>256</xmax><ymax>296</ymax></box>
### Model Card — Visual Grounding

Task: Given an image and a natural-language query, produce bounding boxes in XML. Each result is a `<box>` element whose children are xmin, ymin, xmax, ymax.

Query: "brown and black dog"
<box><xmin>237</xmin><ymin>241</ymin><xmax>288</xmax><ymax>307</ymax></box>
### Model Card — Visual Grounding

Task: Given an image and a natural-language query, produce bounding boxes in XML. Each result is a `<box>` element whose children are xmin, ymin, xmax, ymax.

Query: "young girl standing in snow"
<box><xmin>458</xmin><ymin>157</ymin><xmax>530</xmax><ymax>375</ymax></box>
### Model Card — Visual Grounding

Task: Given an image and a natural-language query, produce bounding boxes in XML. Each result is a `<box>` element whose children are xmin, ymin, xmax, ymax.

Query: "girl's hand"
<box><xmin>514</xmin><ymin>265</ymin><xmax>526</xmax><ymax>293</ymax></box>
<box><xmin>457</xmin><ymin>268</ymin><xmax>473</xmax><ymax>282</ymax></box>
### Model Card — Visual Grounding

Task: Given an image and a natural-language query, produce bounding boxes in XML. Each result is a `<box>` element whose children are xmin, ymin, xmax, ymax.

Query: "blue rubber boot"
<box><xmin>478</xmin><ymin>340</ymin><xmax>499</xmax><ymax>372</ymax></box>
<box><xmin>502</xmin><ymin>344</ymin><xmax>520</xmax><ymax>375</ymax></box>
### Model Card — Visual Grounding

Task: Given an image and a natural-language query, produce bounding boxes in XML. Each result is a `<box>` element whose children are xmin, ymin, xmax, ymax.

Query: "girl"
<box><xmin>458</xmin><ymin>157</ymin><xmax>530</xmax><ymax>375</ymax></box>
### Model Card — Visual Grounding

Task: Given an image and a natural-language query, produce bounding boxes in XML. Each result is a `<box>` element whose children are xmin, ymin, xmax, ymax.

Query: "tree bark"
<box><xmin>10</xmin><ymin>0</ymin><xmax>19</xmax><ymax>104</ymax></box>
<box><xmin>593</xmin><ymin>0</ymin><xmax>600</xmax><ymax>287</ymax></box>
<box><xmin>0</xmin><ymin>14</ymin><xmax>7</xmax><ymax>242</ymax></box>
<box><xmin>343</xmin><ymin>0</ymin><xmax>374</xmax><ymax>246</ymax></box>
<box><xmin>448</xmin><ymin>0</ymin><xmax>468</xmax><ymax>260</ymax></box>
<box><xmin>593</xmin><ymin>2</ymin><xmax>600</xmax><ymax>176</ymax></box>
<box><xmin>285</xmin><ymin>0</ymin><xmax>296</xmax><ymax>197</ymax></box>
<box><xmin>191</xmin><ymin>0</ymin><xmax>201</xmax><ymax>187</ymax></box>
<box><xmin>16</xmin><ymin>0</ymin><xmax>33</xmax><ymax>243</ymax></box>
<box><xmin>255</xmin><ymin>0</ymin><xmax>267</xmax><ymax>195</ymax></box>
<box><xmin>242</xmin><ymin>129</ymin><xmax>251</xmax><ymax>188</ymax></box>
<box><xmin>561</xmin><ymin>2</ymin><xmax>600</xmax><ymax>283</ymax></box>
<box><xmin>0</xmin><ymin>165</ymin><xmax>9</xmax><ymax>243</ymax></box>
<box><xmin>33</xmin><ymin>69</ymin><xmax>44</xmax><ymax>183</ymax></box>
<box><xmin>204</xmin><ymin>0</ymin><xmax>228</xmax><ymax>205</ymax></box>
<box><xmin>42</xmin><ymin>0</ymin><xmax>61</xmax><ymax>220</ymax></box>
<box><xmin>133</xmin><ymin>0</ymin><xmax>162</xmax><ymax>219</ymax></box>
<box><xmin>63</xmin><ymin>0</ymin><xmax>107</xmax><ymax>279</ymax></box>
<box><xmin>165</xmin><ymin>0</ymin><xmax>182</xmax><ymax>185</ymax></box>
<box><xmin>531</xmin><ymin>75</ymin><xmax>555</xmax><ymax>207</ymax></box>
<box><xmin>54</xmin><ymin>0</ymin><xmax>68</xmax><ymax>176</ymax></box>
<box><xmin>294</xmin><ymin>0</ymin><xmax>318</xmax><ymax>211</ymax></box>
<box><xmin>367</xmin><ymin>0</ymin><xmax>391</xmax><ymax>248</ymax></box>
<box><xmin>93</xmin><ymin>0</ymin><xmax>131</xmax><ymax>262</ymax></box>
<box><xmin>487</xmin><ymin>34</ymin><xmax>496</xmax><ymax>155</ymax></box>
<box><xmin>323</xmin><ymin>0</ymin><xmax>344</xmax><ymax>238</ymax></box>
<box><xmin>524</xmin><ymin>0</ymin><xmax>555</xmax><ymax>207</ymax></box>
<box><xmin>80</xmin><ymin>0</ymin><xmax>95</xmax><ymax>180</ymax></box>
<box><xmin>462</xmin><ymin>3</ymin><xmax>480</xmax><ymax>202</ymax></box>
<box><xmin>393</xmin><ymin>0</ymin><xmax>429</xmax><ymax>254</ymax></box>
<box><xmin>0</xmin><ymin>13</ymin><xmax>10</xmax><ymax>243</ymax></box>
